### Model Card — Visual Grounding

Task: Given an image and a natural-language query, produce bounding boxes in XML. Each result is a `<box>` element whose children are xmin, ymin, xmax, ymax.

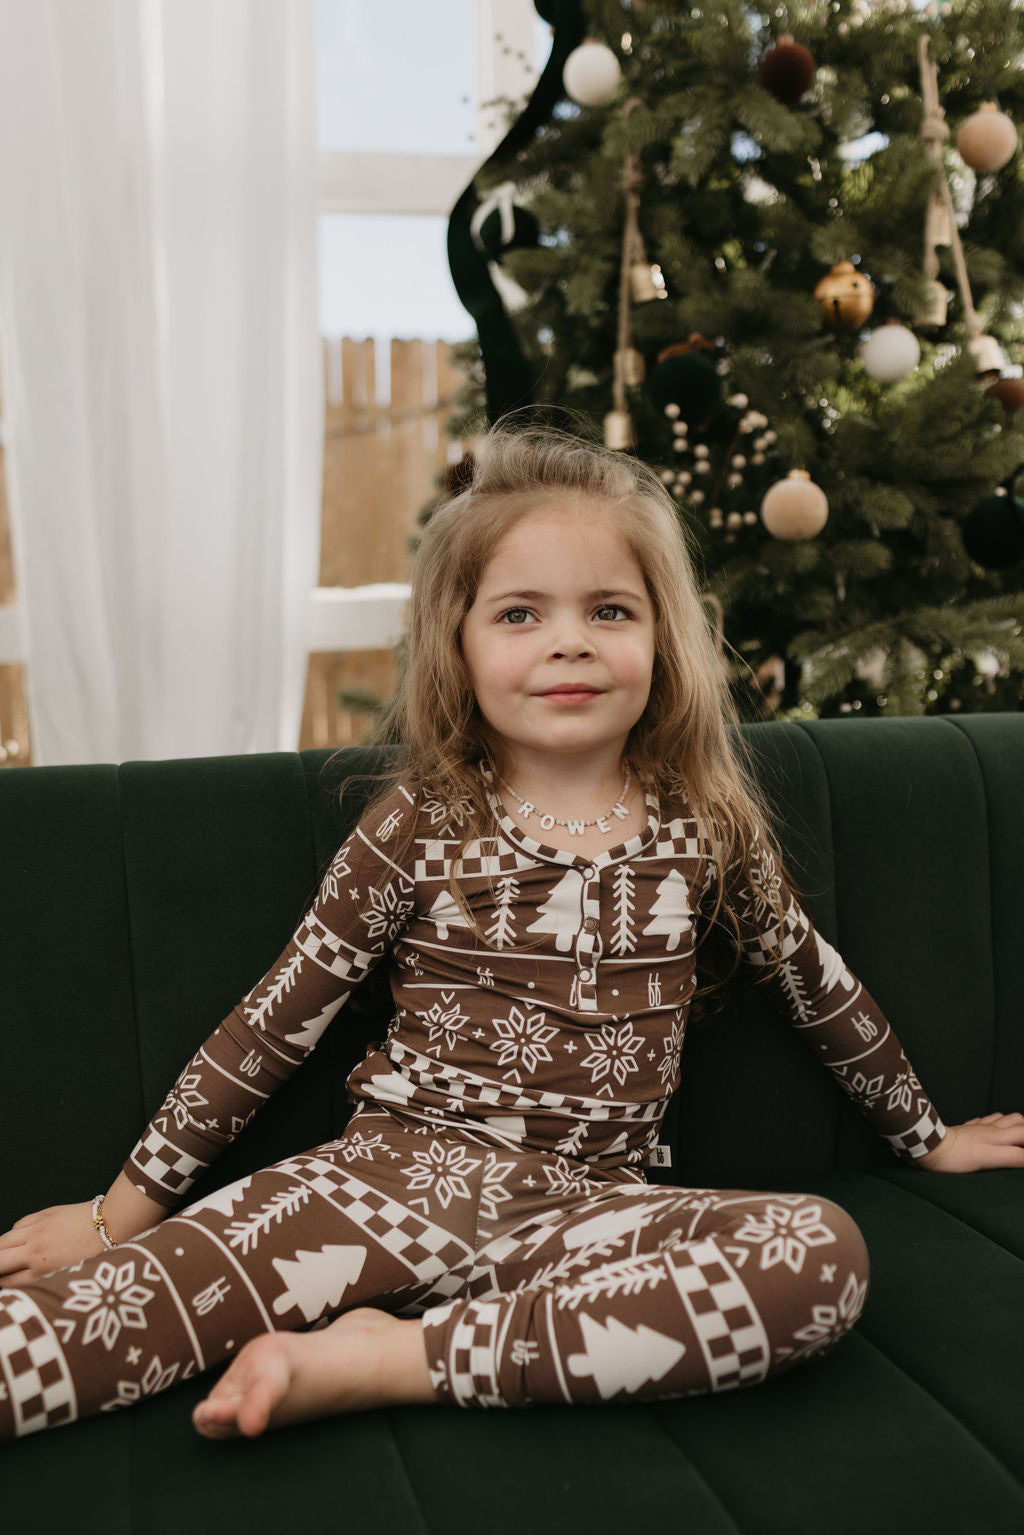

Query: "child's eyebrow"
<box><xmin>486</xmin><ymin>588</ymin><xmax>645</xmax><ymax>604</ymax></box>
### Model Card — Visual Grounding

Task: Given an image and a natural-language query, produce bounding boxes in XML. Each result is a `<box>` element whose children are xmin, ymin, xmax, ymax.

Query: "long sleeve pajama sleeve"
<box><xmin>122</xmin><ymin>785</ymin><xmax>418</xmax><ymax>1208</ymax></box>
<box><xmin>730</xmin><ymin>830</ymin><xmax>946</xmax><ymax>1163</ymax></box>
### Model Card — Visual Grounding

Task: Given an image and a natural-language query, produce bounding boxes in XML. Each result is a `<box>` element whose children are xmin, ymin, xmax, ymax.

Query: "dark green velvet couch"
<box><xmin>2</xmin><ymin>715</ymin><xmax>1022</xmax><ymax>1533</ymax></box>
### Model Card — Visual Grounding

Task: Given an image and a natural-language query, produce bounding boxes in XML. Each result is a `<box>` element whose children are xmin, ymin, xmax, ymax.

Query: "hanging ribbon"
<box><xmin>469</xmin><ymin>181</ymin><xmax>532</xmax><ymax>314</ymax></box>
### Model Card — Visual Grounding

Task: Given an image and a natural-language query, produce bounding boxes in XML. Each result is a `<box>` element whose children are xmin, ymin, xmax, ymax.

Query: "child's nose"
<box><xmin>549</xmin><ymin>616</ymin><xmax>594</xmax><ymax>658</ymax></box>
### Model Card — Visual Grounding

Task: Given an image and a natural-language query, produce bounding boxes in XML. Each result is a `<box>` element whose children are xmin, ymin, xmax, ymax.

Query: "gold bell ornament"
<box><xmin>761</xmin><ymin>470</ymin><xmax>829</xmax><ymax>541</ymax></box>
<box><xmin>604</xmin><ymin>410</ymin><xmax>636</xmax><ymax>450</ymax></box>
<box><xmin>563</xmin><ymin>40</ymin><xmax>623</xmax><ymax>107</ymax></box>
<box><xmin>813</xmin><ymin>261</ymin><xmax>876</xmax><ymax>330</ymax></box>
<box><xmin>956</xmin><ymin>103</ymin><xmax>1018</xmax><ymax>173</ymax></box>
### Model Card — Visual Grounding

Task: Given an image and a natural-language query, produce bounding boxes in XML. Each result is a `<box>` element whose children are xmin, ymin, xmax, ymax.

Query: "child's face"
<box><xmin>460</xmin><ymin>505</ymin><xmax>656</xmax><ymax>777</ymax></box>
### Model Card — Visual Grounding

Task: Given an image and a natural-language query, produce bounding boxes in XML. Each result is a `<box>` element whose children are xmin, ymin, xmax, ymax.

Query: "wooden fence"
<box><xmin>0</xmin><ymin>337</ymin><xmax>471</xmax><ymax>765</ymax></box>
<box><xmin>301</xmin><ymin>337</ymin><xmax>469</xmax><ymax>751</ymax></box>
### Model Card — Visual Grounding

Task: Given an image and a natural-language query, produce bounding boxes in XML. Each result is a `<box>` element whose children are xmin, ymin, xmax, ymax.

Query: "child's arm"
<box><xmin>728</xmin><ymin>831</ymin><xmax>1024</xmax><ymax>1174</ymax></box>
<box><xmin>0</xmin><ymin>783</ymin><xmax>418</xmax><ymax>1280</ymax></box>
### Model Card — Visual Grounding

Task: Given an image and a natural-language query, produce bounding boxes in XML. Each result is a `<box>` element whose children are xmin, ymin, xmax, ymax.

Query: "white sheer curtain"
<box><xmin>0</xmin><ymin>0</ymin><xmax>321</xmax><ymax>764</ymax></box>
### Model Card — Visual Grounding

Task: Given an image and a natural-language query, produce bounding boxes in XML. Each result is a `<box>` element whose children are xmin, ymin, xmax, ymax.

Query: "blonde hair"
<box><xmin>329</xmin><ymin>412</ymin><xmax>793</xmax><ymax>996</ymax></box>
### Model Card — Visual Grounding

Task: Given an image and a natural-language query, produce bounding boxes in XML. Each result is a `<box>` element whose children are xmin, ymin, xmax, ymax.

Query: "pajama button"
<box><xmin>583</xmin><ymin>917</ymin><xmax>598</xmax><ymax>932</ymax></box>
<box><xmin>582</xmin><ymin>865</ymin><xmax>596</xmax><ymax>880</ymax></box>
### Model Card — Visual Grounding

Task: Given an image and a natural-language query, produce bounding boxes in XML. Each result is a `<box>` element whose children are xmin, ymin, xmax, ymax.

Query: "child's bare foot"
<box><xmin>192</xmin><ymin>1306</ymin><xmax>437</xmax><ymax>1440</ymax></box>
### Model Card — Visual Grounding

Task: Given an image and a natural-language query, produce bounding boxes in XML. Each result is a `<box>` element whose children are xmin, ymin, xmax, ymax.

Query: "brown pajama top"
<box><xmin>124</xmin><ymin>767</ymin><xmax>946</xmax><ymax>1208</ymax></box>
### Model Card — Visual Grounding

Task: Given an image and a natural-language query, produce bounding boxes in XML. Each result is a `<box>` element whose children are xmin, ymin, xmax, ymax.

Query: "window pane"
<box><xmin>317</xmin><ymin>0</ymin><xmax>477</xmax><ymax>155</ymax></box>
<box><xmin>319</xmin><ymin>214</ymin><xmax>474</xmax><ymax>355</ymax></box>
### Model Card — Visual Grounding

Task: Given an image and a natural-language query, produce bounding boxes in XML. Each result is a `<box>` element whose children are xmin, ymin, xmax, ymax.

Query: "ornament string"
<box><xmin>919</xmin><ymin>34</ymin><xmax>981</xmax><ymax>340</ymax></box>
<box><xmin>614</xmin><ymin>99</ymin><xmax>646</xmax><ymax>417</ymax></box>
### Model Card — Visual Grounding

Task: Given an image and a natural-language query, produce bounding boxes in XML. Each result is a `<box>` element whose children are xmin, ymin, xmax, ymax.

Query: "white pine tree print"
<box><xmin>610</xmin><ymin>865</ymin><xmax>637</xmax><ymax>956</ymax></box>
<box><xmin>567</xmin><ymin>1313</ymin><xmax>686</xmax><ymax>1398</ymax></box>
<box><xmin>271</xmin><ymin>1244</ymin><xmax>368</xmax><ymax>1323</ymax></box>
<box><xmin>225</xmin><ymin>1186</ymin><xmax>312</xmax><ymax>1255</ymax></box>
<box><xmin>426</xmin><ymin>887</ymin><xmax>473</xmax><ymax>942</ymax></box>
<box><xmin>526</xmin><ymin>869</ymin><xmax>585</xmax><ymax>953</ymax></box>
<box><xmin>283</xmin><ymin>995</ymin><xmax>348</xmax><ymax>1052</ymax></box>
<box><xmin>487</xmin><ymin>875</ymin><xmax>521</xmax><ymax>949</ymax></box>
<box><xmin>243</xmin><ymin>954</ymin><xmax>304</xmax><ymax>1029</ymax></box>
<box><xmin>643</xmin><ymin>870</ymin><xmax>693</xmax><ymax>952</ymax></box>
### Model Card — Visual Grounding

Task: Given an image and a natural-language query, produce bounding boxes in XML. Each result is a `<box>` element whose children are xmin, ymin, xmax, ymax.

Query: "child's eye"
<box><xmin>595</xmin><ymin>604</ymin><xmax>630</xmax><ymax>621</ymax></box>
<box><xmin>498</xmin><ymin>607</ymin><xmax>533</xmax><ymax>625</ymax></box>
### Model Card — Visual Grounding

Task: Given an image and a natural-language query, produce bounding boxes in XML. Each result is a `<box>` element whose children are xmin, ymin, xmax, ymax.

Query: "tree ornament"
<box><xmin>914</xmin><ymin>279</ymin><xmax>949</xmax><ymax>329</ymax></box>
<box><xmin>969</xmin><ymin>334</ymin><xmax>1007</xmax><ymax>378</ymax></box>
<box><xmin>986</xmin><ymin>377</ymin><xmax>1024</xmax><ymax>412</ymax></box>
<box><xmin>648</xmin><ymin>336</ymin><xmax>722</xmax><ymax>430</ymax></box>
<box><xmin>563</xmin><ymin>40</ymin><xmax>622</xmax><ymax>107</ymax></box>
<box><xmin>630</xmin><ymin>262</ymin><xmax>667</xmax><ymax>302</ymax></box>
<box><xmin>758</xmin><ymin>34</ymin><xmax>816</xmax><ymax>105</ymax></box>
<box><xmin>962</xmin><ymin>490</ymin><xmax>1024</xmax><ymax>570</ymax></box>
<box><xmin>604</xmin><ymin>409</ymin><xmax>636</xmax><ymax>450</ymax></box>
<box><xmin>956</xmin><ymin>103</ymin><xmax>1018</xmax><ymax>173</ymax></box>
<box><xmin>761</xmin><ymin>470</ymin><xmax>829</xmax><ymax>541</ymax></box>
<box><xmin>813</xmin><ymin>261</ymin><xmax>876</xmax><ymax>329</ymax></box>
<box><xmin>615</xmin><ymin>347</ymin><xmax>646</xmax><ymax>387</ymax></box>
<box><xmin>860</xmin><ymin>320</ymin><xmax>921</xmax><ymax>383</ymax></box>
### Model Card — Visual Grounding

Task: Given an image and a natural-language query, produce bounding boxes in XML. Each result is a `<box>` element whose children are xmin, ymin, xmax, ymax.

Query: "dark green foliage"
<box><xmin>441</xmin><ymin>0</ymin><xmax>1024</xmax><ymax>719</ymax></box>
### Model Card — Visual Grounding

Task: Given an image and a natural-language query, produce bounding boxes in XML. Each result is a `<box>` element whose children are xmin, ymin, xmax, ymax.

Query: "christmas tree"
<box><xmin>440</xmin><ymin>0</ymin><xmax>1024</xmax><ymax>719</ymax></box>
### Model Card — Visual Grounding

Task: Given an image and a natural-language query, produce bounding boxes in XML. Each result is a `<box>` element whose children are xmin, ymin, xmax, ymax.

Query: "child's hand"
<box><xmin>0</xmin><ymin>1202</ymin><xmax>106</xmax><ymax>1285</ymax></box>
<box><xmin>916</xmin><ymin>1113</ymin><xmax>1024</xmax><ymax>1173</ymax></box>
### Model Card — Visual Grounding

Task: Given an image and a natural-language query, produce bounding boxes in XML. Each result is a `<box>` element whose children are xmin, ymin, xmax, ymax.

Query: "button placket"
<box><xmin>572</xmin><ymin>871</ymin><xmax>603</xmax><ymax>1012</ymax></box>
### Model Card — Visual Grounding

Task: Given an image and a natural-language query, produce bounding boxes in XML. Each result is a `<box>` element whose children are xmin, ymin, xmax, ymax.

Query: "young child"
<box><xmin>1</xmin><ymin>420</ymin><xmax>1022</xmax><ymax>1444</ymax></box>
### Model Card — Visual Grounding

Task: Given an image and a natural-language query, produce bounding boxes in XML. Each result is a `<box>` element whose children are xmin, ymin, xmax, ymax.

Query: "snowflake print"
<box><xmin>733</xmin><ymin>1201</ymin><xmax>837</xmax><ymax>1274</ymax></box>
<box><xmin>510</xmin><ymin>1339</ymin><xmax>541</xmax><ymax>1367</ymax></box>
<box><xmin>159</xmin><ymin>1072</ymin><xmax>208</xmax><ymax>1130</ymax></box>
<box><xmin>747</xmin><ymin>843</ymin><xmax>784</xmax><ymax>926</ymax></box>
<box><xmin>658</xmin><ymin>1010</ymin><xmax>686</xmax><ymax>1087</ymax></box>
<box><xmin>318</xmin><ymin>1130</ymin><xmax>387</xmax><ymax>1164</ymax></box>
<box><xmin>490</xmin><ymin>1006</ymin><xmax>559</xmax><ymax>1080</ymax></box>
<box><xmin>885</xmin><ymin>1070</ymin><xmax>914</xmax><ymax>1115</ymax></box>
<box><xmin>423</xmin><ymin>994</ymin><xmax>472</xmax><ymax>1057</ymax></box>
<box><xmin>361</xmin><ymin>880</ymin><xmax>412</xmax><ymax>943</ymax></box>
<box><xmin>541</xmin><ymin>1157</ymin><xmax>599</xmax><ymax>1201</ymax></box>
<box><xmin>421</xmin><ymin>790</ymin><xmax>474</xmax><ymax>830</ymax></box>
<box><xmin>63</xmin><ymin>1259</ymin><xmax>156</xmax><ymax>1351</ymax></box>
<box><xmin>775</xmin><ymin>1270</ymin><xmax>868</xmax><ymax>1365</ymax></box>
<box><xmin>318</xmin><ymin>847</ymin><xmax>351</xmax><ymax>905</ymax></box>
<box><xmin>579</xmin><ymin>1021</ymin><xmax>644</xmax><ymax>1089</ymax></box>
<box><xmin>401</xmin><ymin>1141</ymin><xmax>482</xmax><ymax>1209</ymax></box>
<box><xmin>479</xmin><ymin>1154</ymin><xmax>517</xmax><ymax>1223</ymax></box>
<box><xmin>101</xmin><ymin>1355</ymin><xmax>180</xmax><ymax>1412</ymax></box>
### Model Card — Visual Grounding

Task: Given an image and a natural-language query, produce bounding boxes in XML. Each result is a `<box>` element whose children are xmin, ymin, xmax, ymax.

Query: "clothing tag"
<box><xmin>646</xmin><ymin>1144</ymin><xmax>672</xmax><ymax>1168</ymax></box>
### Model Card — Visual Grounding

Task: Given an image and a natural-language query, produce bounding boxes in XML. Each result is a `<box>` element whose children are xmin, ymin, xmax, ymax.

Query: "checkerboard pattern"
<box><xmin>414</xmin><ymin>837</ymin><xmax>535</xmax><ymax>884</ymax></box>
<box><xmin>132</xmin><ymin>1124</ymin><xmax>206</xmax><ymax>1199</ymax></box>
<box><xmin>295</xmin><ymin>913</ymin><xmax>379</xmax><ymax>976</ymax></box>
<box><xmin>274</xmin><ymin>1155</ymin><xmax>473</xmax><ymax>1287</ymax></box>
<box><xmin>438</xmin><ymin>1298</ymin><xmax>508</xmax><ymax>1408</ymax></box>
<box><xmin>886</xmin><ymin>1106</ymin><xmax>945</xmax><ymax>1161</ymax></box>
<box><xmin>0</xmin><ymin>1292</ymin><xmax>76</xmax><ymax>1438</ymax></box>
<box><xmin>663</xmin><ymin>1237</ymin><xmax>770</xmax><ymax>1391</ymax></box>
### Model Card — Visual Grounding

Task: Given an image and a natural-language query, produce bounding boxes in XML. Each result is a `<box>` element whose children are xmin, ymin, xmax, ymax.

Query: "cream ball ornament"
<box><xmin>563</xmin><ymin>41</ymin><xmax>622</xmax><ymax>107</ymax></box>
<box><xmin>860</xmin><ymin>321</ymin><xmax>921</xmax><ymax>383</ymax></box>
<box><xmin>957</xmin><ymin>102</ymin><xmax>1018</xmax><ymax>173</ymax></box>
<box><xmin>761</xmin><ymin>470</ymin><xmax>829</xmax><ymax>541</ymax></box>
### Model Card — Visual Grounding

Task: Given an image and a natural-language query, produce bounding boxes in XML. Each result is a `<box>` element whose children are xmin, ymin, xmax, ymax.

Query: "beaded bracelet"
<box><xmin>91</xmin><ymin>1194</ymin><xmax>118</xmax><ymax>1251</ymax></box>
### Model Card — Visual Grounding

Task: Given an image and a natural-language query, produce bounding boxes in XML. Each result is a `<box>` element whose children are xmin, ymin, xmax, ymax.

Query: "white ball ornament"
<box><xmin>957</xmin><ymin>102</ymin><xmax>1018</xmax><ymax>173</ymax></box>
<box><xmin>761</xmin><ymin>470</ymin><xmax>829</xmax><ymax>541</ymax></box>
<box><xmin>664</xmin><ymin>403</ymin><xmax>681</xmax><ymax>419</ymax></box>
<box><xmin>563</xmin><ymin>41</ymin><xmax>622</xmax><ymax>107</ymax></box>
<box><xmin>860</xmin><ymin>321</ymin><xmax>921</xmax><ymax>383</ymax></box>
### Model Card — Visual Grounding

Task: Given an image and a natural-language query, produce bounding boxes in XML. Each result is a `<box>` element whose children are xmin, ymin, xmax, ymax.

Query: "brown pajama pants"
<box><xmin>0</xmin><ymin>1105</ymin><xmax>869</xmax><ymax>1438</ymax></box>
